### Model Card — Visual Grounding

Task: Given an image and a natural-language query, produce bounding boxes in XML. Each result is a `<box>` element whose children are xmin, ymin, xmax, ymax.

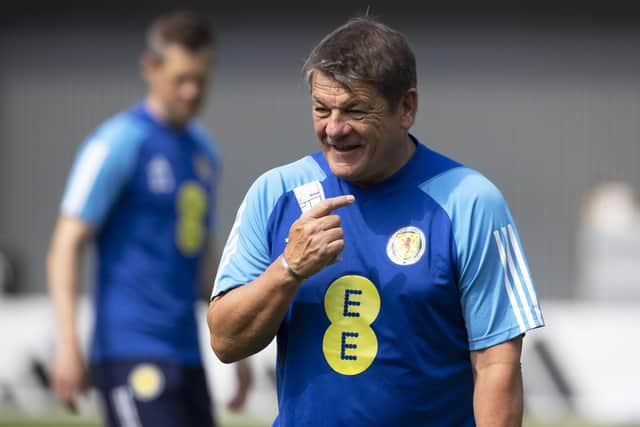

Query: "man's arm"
<box><xmin>46</xmin><ymin>216</ymin><xmax>94</xmax><ymax>410</ymax></box>
<box><xmin>470</xmin><ymin>335</ymin><xmax>524</xmax><ymax>427</ymax></box>
<box><xmin>226</xmin><ymin>358</ymin><xmax>253</xmax><ymax>412</ymax></box>
<box><xmin>207</xmin><ymin>195</ymin><xmax>354</xmax><ymax>363</ymax></box>
<box><xmin>208</xmin><ymin>256</ymin><xmax>301</xmax><ymax>363</ymax></box>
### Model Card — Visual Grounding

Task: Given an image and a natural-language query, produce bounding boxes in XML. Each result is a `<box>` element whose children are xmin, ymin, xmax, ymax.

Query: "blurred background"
<box><xmin>1</xmin><ymin>0</ymin><xmax>640</xmax><ymax>426</ymax></box>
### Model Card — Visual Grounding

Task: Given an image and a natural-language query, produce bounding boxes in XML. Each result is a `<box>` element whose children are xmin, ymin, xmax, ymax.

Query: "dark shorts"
<box><xmin>91</xmin><ymin>359</ymin><xmax>215</xmax><ymax>427</ymax></box>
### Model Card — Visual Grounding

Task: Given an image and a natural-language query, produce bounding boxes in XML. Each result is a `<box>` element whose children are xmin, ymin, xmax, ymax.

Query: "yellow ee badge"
<box><xmin>176</xmin><ymin>181</ymin><xmax>208</xmax><ymax>256</ymax></box>
<box><xmin>322</xmin><ymin>275</ymin><xmax>381</xmax><ymax>376</ymax></box>
<box><xmin>386</xmin><ymin>226</ymin><xmax>426</xmax><ymax>266</ymax></box>
<box><xmin>129</xmin><ymin>364</ymin><xmax>165</xmax><ymax>401</ymax></box>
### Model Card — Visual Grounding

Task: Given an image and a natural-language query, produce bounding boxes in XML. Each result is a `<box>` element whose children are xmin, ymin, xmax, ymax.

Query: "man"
<box><xmin>47</xmin><ymin>11</ymin><xmax>251</xmax><ymax>427</ymax></box>
<box><xmin>208</xmin><ymin>16</ymin><xmax>544</xmax><ymax>427</ymax></box>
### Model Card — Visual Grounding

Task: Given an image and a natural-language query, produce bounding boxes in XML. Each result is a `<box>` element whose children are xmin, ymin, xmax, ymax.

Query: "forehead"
<box><xmin>160</xmin><ymin>44</ymin><xmax>211</xmax><ymax>70</ymax></box>
<box><xmin>310</xmin><ymin>72</ymin><xmax>381</xmax><ymax>105</ymax></box>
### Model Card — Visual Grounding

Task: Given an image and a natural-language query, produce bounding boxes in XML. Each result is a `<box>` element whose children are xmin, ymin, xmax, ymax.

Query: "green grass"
<box><xmin>0</xmin><ymin>417</ymin><xmax>268</xmax><ymax>427</ymax></box>
<box><xmin>0</xmin><ymin>422</ymin><xmax>266</xmax><ymax>427</ymax></box>
<box><xmin>0</xmin><ymin>423</ymin><xmax>97</xmax><ymax>427</ymax></box>
<box><xmin>1</xmin><ymin>415</ymin><xmax>639</xmax><ymax>427</ymax></box>
<box><xmin>524</xmin><ymin>419</ymin><xmax>640</xmax><ymax>427</ymax></box>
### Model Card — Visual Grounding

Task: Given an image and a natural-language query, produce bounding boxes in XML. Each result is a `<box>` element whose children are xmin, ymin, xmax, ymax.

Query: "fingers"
<box><xmin>306</xmin><ymin>228</ymin><xmax>345</xmax><ymax>261</ymax></box>
<box><xmin>321</xmin><ymin>227</ymin><xmax>344</xmax><ymax>242</ymax></box>
<box><xmin>304</xmin><ymin>195</ymin><xmax>355</xmax><ymax>219</ymax></box>
<box><xmin>54</xmin><ymin>372</ymin><xmax>75</xmax><ymax>400</ymax></box>
<box><xmin>284</xmin><ymin>194</ymin><xmax>353</xmax><ymax>278</ymax></box>
<box><xmin>297</xmin><ymin>224</ymin><xmax>343</xmax><ymax>253</ymax></box>
<box><xmin>55</xmin><ymin>379</ymin><xmax>80</xmax><ymax>413</ymax></box>
<box><xmin>226</xmin><ymin>391</ymin><xmax>248</xmax><ymax>412</ymax></box>
<box><xmin>325</xmin><ymin>239</ymin><xmax>345</xmax><ymax>255</ymax></box>
<box><xmin>53</xmin><ymin>373</ymin><xmax>77</xmax><ymax>408</ymax></box>
<box><xmin>50</xmin><ymin>356</ymin><xmax>87</xmax><ymax>412</ymax></box>
<box><xmin>304</xmin><ymin>214</ymin><xmax>341</xmax><ymax>235</ymax></box>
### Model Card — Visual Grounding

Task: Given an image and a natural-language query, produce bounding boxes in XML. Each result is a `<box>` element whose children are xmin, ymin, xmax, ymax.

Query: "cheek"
<box><xmin>159</xmin><ymin>80</ymin><xmax>178</xmax><ymax>99</ymax></box>
<box><xmin>352</xmin><ymin>122</ymin><xmax>379</xmax><ymax>147</ymax></box>
<box><xmin>312</xmin><ymin>120</ymin><xmax>326</xmax><ymax>138</ymax></box>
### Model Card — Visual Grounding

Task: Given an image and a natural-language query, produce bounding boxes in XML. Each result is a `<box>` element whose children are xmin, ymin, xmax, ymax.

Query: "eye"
<box><xmin>347</xmin><ymin>109</ymin><xmax>366</xmax><ymax>120</ymax></box>
<box><xmin>314</xmin><ymin>107</ymin><xmax>330</xmax><ymax>117</ymax></box>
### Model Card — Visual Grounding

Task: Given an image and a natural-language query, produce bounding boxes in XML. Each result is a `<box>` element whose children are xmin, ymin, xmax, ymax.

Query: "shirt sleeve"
<box><xmin>60</xmin><ymin>115</ymin><xmax>146</xmax><ymax>227</ymax></box>
<box><xmin>421</xmin><ymin>167</ymin><xmax>545</xmax><ymax>350</ymax></box>
<box><xmin>211</xmin><ymin>172</ymin><xmax>274</xmax><ymax>298</ymax></box>
<box><xmin>211</xmin><ymin>155</ymin><xmax>328</xmax><ymax>299</ymax></box>
<box><xmin>455</xmin><ymin>172</ymin><xmax>545</xmax><ymax>350</ymax></box>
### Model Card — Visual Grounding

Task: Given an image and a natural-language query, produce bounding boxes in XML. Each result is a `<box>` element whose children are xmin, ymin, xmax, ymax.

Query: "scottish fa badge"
<box><xmin>129</xmin><ymin>363</ymin><xmax>165</xmax><ymax>401</ymax></box>
<box><xmin>194</xmin><ymin>154</ymin><xmax>214</xmax><ymax>181</ymax></box>
<box><xmin>386</xmin><ymin>226</ymin><xmax>426</xmax><ymax>265</ymax></box>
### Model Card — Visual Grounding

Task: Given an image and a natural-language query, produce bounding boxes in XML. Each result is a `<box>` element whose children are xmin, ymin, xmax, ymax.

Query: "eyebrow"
<box><xmin>312</xmin><ymin>97</ymin><xmax>367</xmax><ymax>110</ymax></box>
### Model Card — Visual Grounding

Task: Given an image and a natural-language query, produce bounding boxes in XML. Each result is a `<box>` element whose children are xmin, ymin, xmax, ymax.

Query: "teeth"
<box><xmin>330</xmin><ymin>144</ymin><xmax>358</xmax><ymax>151</ymax></box>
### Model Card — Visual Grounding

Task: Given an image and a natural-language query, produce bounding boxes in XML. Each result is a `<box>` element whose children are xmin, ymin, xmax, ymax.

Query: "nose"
<box><xmin>325</xmin><ymin>111</ymin><xmax>352</xmax><ymax>141</ymax></box>
<box><xmin>181</xmin><ymin>80</ymin><xmax>203</xmax><ymax>102</ymax></box>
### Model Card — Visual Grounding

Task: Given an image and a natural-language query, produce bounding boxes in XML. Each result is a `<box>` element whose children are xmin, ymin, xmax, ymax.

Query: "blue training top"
<box><xmin>61</xmin><ymin>103</ymin><xmax>221</xmax><ymax>365</ymax></box>
<box><xmin>213</xmin><ymin>137</ymin><xmax>544</xmax><ymax>426</ymax></box>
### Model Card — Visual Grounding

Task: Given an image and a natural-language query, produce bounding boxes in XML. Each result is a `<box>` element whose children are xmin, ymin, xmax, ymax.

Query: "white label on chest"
<box><xmin>293</xmin><ymin>180</ymin><xmax>326</xmax><ymax>213</ymax></box>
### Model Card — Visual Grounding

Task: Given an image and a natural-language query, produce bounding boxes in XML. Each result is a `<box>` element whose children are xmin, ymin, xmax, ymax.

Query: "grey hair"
<box><xmin>302</xmin><ymin>16</ymin><xmax>416</xmax><ymax>110</ymax></box>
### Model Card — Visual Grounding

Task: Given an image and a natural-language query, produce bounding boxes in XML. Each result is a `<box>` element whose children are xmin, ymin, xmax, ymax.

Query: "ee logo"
<box><xmin>176</xmin><ymin>181</ymin><xmax>207</xmax><ymax>256</ymax></box>
<box><xmin>322</xmin><ymin>275</ymin><xmax>381</xmax><ymax>375</ymax></box>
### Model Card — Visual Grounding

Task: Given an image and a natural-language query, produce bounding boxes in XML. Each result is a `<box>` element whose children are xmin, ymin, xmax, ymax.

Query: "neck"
<box><xmin>355</xmin><ymin>134</ymin><xmax>416</xmax><ymax>188</ymax></box>
<box><xmin>398</xmin><ymin>134</ymin><xmax>416</xmax><ymax>168</ymax></box>
<box><xmin>383</xmin><ymin>133</ymin><xmax>416</xmax><ymax>177</ymax></box>
<box><xmin>145</xmin><ymin>95</ymin><xmax>185</xmax><ymax>128</ymax></box>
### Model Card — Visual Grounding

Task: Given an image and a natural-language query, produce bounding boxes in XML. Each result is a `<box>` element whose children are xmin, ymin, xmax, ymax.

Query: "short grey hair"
<box><xmin>302</xmin><ymin>17</ymin><xmax>417</xmax><ymax>110</ymax></box>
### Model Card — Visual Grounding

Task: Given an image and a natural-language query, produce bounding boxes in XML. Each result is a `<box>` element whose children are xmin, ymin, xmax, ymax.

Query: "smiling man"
<box><xmin>208</xmin><ymin>16</ymin><xmax>544</xmax><ymax>427</ymax></box>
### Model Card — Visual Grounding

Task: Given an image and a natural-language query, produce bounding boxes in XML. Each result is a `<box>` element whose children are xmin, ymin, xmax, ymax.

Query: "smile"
<box><xmin>329</xmin><ymin>143</ymin><xmax>361</xmax><ymax>152</ymax></box>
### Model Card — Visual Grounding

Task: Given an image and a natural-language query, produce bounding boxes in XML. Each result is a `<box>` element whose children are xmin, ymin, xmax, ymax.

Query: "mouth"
<box><xmin>327</xmin><ymin>142</ymin><xmax>362</xmax><ymax>153</ymax></box>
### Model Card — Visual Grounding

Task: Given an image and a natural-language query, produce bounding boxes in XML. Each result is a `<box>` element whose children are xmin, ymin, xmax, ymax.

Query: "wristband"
<box><xmin>280</xmin><ymin>255</ymin><xmax>305</xmax><ymax>282</ymax></box>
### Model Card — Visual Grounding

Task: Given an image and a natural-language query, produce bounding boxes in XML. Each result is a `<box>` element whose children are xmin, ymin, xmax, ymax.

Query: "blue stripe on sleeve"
<box><xmin>212</xmin><ymin>155</ymin><xmax>326</xmax><ymax>298</ymax></box>
<box><xmin>61</xmin><ymin>113</ymin><xmax>147</xmax><ymax>227</ymax></box>
<box><xmin>420</xmin><ymin>167</ymin><xmax>544</xmax><ymax>350</ymax></box>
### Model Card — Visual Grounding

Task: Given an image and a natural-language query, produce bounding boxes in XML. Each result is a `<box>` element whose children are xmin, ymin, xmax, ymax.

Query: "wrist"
<box><xmin>57</xmin><ymin>330</ymin><xmax>80</xmax><ymax>351</ymax></box>
<box><xmin>280</xmin><ymin>255</ymin><xmax>305</xmax><ymax>282</ymax></box>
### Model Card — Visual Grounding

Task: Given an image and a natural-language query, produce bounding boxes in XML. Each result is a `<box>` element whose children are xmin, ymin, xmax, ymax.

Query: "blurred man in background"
<box><xmin>208</xmin><ymin>16</ymin><xmax>543</xmax><ymax>426</ymax></box>
<box><xmin>47</xmin><ymin>10</ymin><xmax>251</xmax><ymax>427</ymax></box>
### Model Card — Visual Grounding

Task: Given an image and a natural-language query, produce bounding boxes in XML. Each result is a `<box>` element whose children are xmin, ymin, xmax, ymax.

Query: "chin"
<box><xmin>173</xmin><ymin>104</ymin><xmax>199</xmax><ymax>120</ymax></box>
<box><xmin>321</xmin><ymin>144</ymin><xmax>369</xmax><ymax>181</ymax></box>
<box><xmin>180</xmin><ymin>108</ymin><xmax>198</xmax><ymax>119</ymax></box>
<box><xmin>327</xmin><ymin>162</ymin><xmax>360</xmax><ymax>182</ymax></box>
<box><xmin>173</xmin><ymin>113</ymin><xmax>195</xmax><ymax>127</ymax></box>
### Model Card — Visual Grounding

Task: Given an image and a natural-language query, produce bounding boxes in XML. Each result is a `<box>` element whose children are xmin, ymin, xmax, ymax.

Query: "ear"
<box><xmin>399</xmin><ymin>88</ymin><xmax>418</xmax><ymax>129</ymax></box>
<box><xmin>140</xmin><ymin>51</ymin><xmax>160</xmax><ymax>82</ymax></box>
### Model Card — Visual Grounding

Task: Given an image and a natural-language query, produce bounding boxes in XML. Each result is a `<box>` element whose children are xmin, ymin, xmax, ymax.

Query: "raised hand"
<box><xmin>282</xmin><ymin>195</ymin><xmax>355</xmax><ymax>279</ymax></box>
